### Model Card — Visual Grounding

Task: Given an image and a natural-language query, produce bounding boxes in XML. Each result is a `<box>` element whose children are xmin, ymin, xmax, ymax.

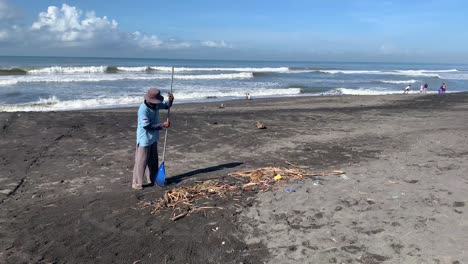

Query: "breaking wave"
<box><xmin>380</xmin><ymin>79</ymin><xmax>418</xmax><ymax>84</ymax></box>
<box><xmin>0</xmin><ymin>68</ymin><xmax>27</xmax><ymax>76</ymax></box>
<box><xmin>323</xmin><ymin>87</ymin><xmax>441</xmax><ymax>96</ymax></box>
<box><xmin>318</xmin><ymin>69</ymin><xmax>459</xmax><ymax>77</ymax></box>
<box><xmin>150</xmin><ymin>66</ymin><xmax>291</xmax><ymax>72</ymax></box>
<box><xmin>0</xmin><ymin>72</ymin><xmax>254</xmax><ymax>84</ymax></box>
<box><xmin>0</xmin><ymin>88</ymin><xmax>302</xmax><ymax>112</ymax></box>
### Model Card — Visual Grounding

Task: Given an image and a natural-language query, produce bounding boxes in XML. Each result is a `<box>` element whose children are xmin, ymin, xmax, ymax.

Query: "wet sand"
<box><xmin>1</xmin><ymin>93</ymin><xmax>467</xmax><ymax>263</ymax></box>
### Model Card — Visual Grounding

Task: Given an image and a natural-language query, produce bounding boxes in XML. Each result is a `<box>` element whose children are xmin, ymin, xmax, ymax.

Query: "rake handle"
<box><xmin>161</xmin><ymin>66</ymin><xmax>174</xmax><ymax>162</ymax></box>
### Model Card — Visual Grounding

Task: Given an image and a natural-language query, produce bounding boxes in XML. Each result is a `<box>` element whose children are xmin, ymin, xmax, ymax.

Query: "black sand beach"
<box><xmin>1</xmin><ymin>94</ymin><xmax>467</xmax><ymax>264</ymax></box>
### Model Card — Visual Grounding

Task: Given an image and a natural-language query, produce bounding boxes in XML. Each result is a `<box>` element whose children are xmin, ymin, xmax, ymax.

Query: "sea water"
<box><xmin>1</xmin><ymin>56</ymin><xmax>467</xmax><ymax>112</ymax></box>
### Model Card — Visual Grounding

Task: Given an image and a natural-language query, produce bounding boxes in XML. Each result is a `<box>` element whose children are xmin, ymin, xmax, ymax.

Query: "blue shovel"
<box><xmin>156</xmin><ymin>66</ymin><xmax>174</xmax><ymax>187</ymax></box>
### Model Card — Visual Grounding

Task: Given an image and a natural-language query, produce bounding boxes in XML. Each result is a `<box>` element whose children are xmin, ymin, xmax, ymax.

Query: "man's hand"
<box><xmin>162</xmin><ymin>121</ymin><xmax>170</xmax><ymax>128</ymax></box>
<box><xmin>168</xmin><ymin>93</ymin><xmax>174</xmax><ymax>103</ymax></box>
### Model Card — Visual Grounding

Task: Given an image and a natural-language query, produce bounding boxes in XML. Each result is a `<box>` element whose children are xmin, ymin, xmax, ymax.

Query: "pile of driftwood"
<box><xmin>142</xmin><ymin>167</ymin><xmax>345</xmax><ymax>221</ymax></box>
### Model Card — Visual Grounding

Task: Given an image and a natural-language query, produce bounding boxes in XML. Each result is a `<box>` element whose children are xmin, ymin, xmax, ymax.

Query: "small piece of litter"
<box><xmin>339</xmin><ymin>174</ymin><xmax>350</xmax><ymax>180</ymax></box>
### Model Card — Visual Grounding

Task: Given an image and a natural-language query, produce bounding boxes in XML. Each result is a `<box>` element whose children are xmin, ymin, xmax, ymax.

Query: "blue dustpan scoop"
<box><xmin>156</xmin><ymin>162</ymin><xmax>166</xmax><ymax>187</ymax></box>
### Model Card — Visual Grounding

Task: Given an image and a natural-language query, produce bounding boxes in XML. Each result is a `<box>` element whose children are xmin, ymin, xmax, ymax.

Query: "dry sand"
<box><xmin>0</xmin><ymin>93</ymin><xmax>467</xmax><ymax>263</ymax></box>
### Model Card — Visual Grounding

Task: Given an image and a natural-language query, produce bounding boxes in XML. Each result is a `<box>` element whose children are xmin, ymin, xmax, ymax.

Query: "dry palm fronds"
<box><xmin>228</xmin><ymin>167</ymin><xmax>318</xmax><ymax>182</ymax></box>
<box><xmin>143</xmin><ymin>167</ymin><xmax>346</xmax><ymax>221</ymax></box>
<box><xmin>141</xmin><ymin>180</ymin><xmax>232</xmax><ymax>220</ymax></box>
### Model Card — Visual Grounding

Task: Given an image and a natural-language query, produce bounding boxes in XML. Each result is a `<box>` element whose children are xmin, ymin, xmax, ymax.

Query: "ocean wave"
<box><xmin>28</xmin><ymin>66</ymin><xmax>109</xmax><ymax>74</ymax></box>
<box><xmin>0</xmin><ymin>79</ymin><xmax>18</xmax><ymax>85</ymax></box>
<box><xmin>23</xmin><ymin>65</ymin><xmax>291</xmax><ymax>74</ymax></box>
<box><xmin>175</xmin><ymin>88</ymin><xmax>302</xmax><ymax>100</ymax></box>
<box><xmin>0</xmin><ymin>72</ymin><xmax>254</xmax><ymax>84</ymax></box>
<box><xmin>3</xmin><ymin>65</ymin><xmax>461</xmax><ymax>76</ymax></box>
<box><xmin>323</xmin><ymin>87</ymin><xmax>440</xmax><ymax>96</ymax></box>
<box><xmin>0</xmin><ymin>96</ymin><xmax>142</xmax><ymax>112</ymax></box>
<box><xmin>439</xmin><ymin>73</ymin><xmax>468</xmax><ymax>80</ymax></box>
<box><xmin>150</xmin><ymin>66</ymin><xmax>291</xmax><ymax>73</ymax></box>
<box><xmin>176</xmin><ymin>72</ymin><xmax>254</xmax><ymax>80</ymax></box>
<box><xmin>0</xmin><ymin>68</ymin><xmax>27</xmax><ymax>76</ymax></box>
<box><xmin>318</xmin><ymin>69</ymin><xmax>459</xmax><ymax>77</ymax></box>
<box><xmin>117</xmin><ymin>66</ymin><xmax>151</xmax><ymax>72</ymax></box>
<box><xmin>0</xmin><ymin>88</ymin><xmax>301</xmax><ymax>112</ymax></box>
<box><xmin>380</xmin><ymin>79</ymin><xmax>418</xmax><ymax>84</ymax></box>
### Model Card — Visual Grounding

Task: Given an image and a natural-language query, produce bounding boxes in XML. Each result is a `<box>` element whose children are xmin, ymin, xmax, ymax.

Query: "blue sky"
<box><xmin>1</xmin><ymin>0</ymin><xmax>468</xmax><ymax>62</ymax></box>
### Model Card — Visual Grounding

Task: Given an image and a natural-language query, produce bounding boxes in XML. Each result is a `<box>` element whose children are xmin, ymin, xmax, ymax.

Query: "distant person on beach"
<box><xmin>420</xmin><ymin>84</ymin><xmax>424</xmax><ymax>93</ymax></box>
<box><xmin>423</xmin><ymin>83</ymin><xmax>428</xmax><ymax>94</ymax></box>
<box><xmin>246</xmin><ymin>93</ymin><xmax>252</xmax><ymax>100</ymax></box>
<box><xmin>439</xmin><ymin>83</ymin><xmax>447</xmax><ymax>94</ymax></box>
<box><xmin>132</xmin><ymin>88</ymin><xmax>174</xmax><ymax>190</ymax></box>
<box><xmin>404</xmin><ymin>84</ymin><xmax>411</xmax><ymax>94</ymax></box>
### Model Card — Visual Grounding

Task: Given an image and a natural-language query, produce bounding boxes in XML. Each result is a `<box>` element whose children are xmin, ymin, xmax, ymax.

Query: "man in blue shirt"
<box><xmin>132</xmin><ymin>88</ymin><xmax>174</xmax><ymax>190</ymax></box>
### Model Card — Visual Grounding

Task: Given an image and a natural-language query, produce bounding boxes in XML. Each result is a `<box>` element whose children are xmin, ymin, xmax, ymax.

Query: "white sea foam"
<box><xmin>1</xmin><ymin>72</ymin><xmax>254</xmax><ymax>84</ymax></box>
<box><xmin>117</xmin><ymin>66</ymin><xmax>150</xmax><ymax>72</ymax></box>
<box><xmin>151</xmin><ymin>66</ymin><xmax>291</xmax><ymax>72</ymax></box>
<box><xmin>380</xmin><ymin>79</ymin><xmax>418</xmax><ymax>84</ymax></box>
<box><xmin>176</xmin><ymin>72</ymin><xmax>254</xmax><ymax>79</ymax></box>
<box><xmin>26</xmin><ymin>66</ymin><xmax>292</xmax><ymax>74</ymax></box>
<box><xmin>174</xmin><ymin>88</ymin><xmax>302</xmax><ymax>100</ymax></box>
<box><xmin>28</xmin><ymin>66</ymin><xmax>108</xmax><ymax>74</ymax></box>
<box><xmin>319</xmin><ymin>69</ymin><xmax>458</xmax><ymax>78</ymax></box>
<box><xmin>439</xmin><ymin>73</ymin><xmax>468</xmax><ymax>80</ymax></box>
<box><xmin>324</xmin><ymin>87</ymin><xmax>440</xmax><ymax>96</ymax></box>
<box><xmin>24</xmin><ymin>66</ymin><xmax>460</xmax><ymax>78</ymax></box>
<box><xmin>0</xmin><ymin>96</ymin><xmax>142</xmax><ymax>112</ymax></box>
<box><xmin>0</xmin><ymin>88</ymin><xmax>301</xmax><ymax>112</ymax></box>
<box><xmin>0</xmin><ymin>79</ymin><xmax>18</xmax><ymax>85</ymax></box>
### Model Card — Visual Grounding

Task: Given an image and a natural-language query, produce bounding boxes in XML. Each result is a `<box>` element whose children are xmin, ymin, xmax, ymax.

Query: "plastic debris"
<box><xmin>283</xmin><ymin>181</ymin><xmax>302</xmax><ymax>193</ymax></box>
<box><xmin>256</xmin><ymin>121</ymin><xmax>267</xmax><ymax>129</ymax></box>
<box><xmin>339</xmin><ymin>174</ymin><xmax>350</xmax><ymax>180</ymax></box>
<box><xmin>283</xmin><ymin>187</ymin><xmax>297</xmax><ymax>193</ymax></box>
<box><xmin>313</xmin><ymin>180</ymin><xmax>321</xmax><ymax>186</ymax></box>
<box><xmin>274</xmin><ymin>174</ymin><xmax>282</xmax><ymax>181</ymax></box>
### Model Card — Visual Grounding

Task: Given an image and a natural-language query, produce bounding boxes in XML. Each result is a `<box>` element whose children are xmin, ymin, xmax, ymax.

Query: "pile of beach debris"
<box><xmin>141</xmin><ymin>167</ymin><xmax>345</xmax><ymax>221</ymax></box>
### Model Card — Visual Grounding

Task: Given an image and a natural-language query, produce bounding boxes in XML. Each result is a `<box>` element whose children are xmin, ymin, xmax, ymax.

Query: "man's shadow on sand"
<box><xmin>165</xmin><ymin>162</ymin><xmax>243</xmax><ymax>185</ymax></box>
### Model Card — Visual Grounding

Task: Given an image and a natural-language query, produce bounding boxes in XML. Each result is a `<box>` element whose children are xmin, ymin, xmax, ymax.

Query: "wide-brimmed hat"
<box><xmin>144</xmin><ymin>88</ymin><xmax>164</xmax><ymax>104</ymax></box>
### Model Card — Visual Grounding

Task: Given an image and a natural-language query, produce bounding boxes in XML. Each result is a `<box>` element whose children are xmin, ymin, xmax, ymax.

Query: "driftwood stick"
<box><xmin>171</xmin><ymin>211</ymin><xmax>188</xmax><ymax>221</ymax></box>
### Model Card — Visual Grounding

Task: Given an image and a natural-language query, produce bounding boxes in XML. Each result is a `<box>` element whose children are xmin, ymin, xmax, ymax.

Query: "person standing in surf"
<box><xmin>439</xmin><ymin>83</ymin><xmax>447</xmax><ymax>94</ymax></box>
<box><xmin>423</xmin><ymin>83</ymin><xmax>428</xmax><ymax>94</ymax></box>
<box><xmin>404</xmin><ymin>84</ymin><xmax>411</xmax><ymax>94</ymax></box>
<box><xmin>132</xmin><ymin>88</ymin><xmax>174</xmax><ymax>190</ymax></box>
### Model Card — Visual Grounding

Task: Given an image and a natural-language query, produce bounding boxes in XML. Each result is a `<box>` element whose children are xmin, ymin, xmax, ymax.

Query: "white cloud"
<box><xmin>0</xmin><ymin>2</ymin><xmax>190</xmax><ymax>51</ymax></box>
<box><xmin>132</xmin><ymin>31</ymin><xmax>162</xmax><ymax>48</ymax></box>
<box><xmin>165</xmin><ymin>40</ymin><xmax>191</xmax><ymax>49</ymax></box>
<box><xmin>31</xmin><ymin>4</ymin><xmax>121</xmax><ymax>46</ymax></box>
<box><xmin>201</xmin><ymin>40</ymin><xmax>231</xmax><ymax>48</ymax></box>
